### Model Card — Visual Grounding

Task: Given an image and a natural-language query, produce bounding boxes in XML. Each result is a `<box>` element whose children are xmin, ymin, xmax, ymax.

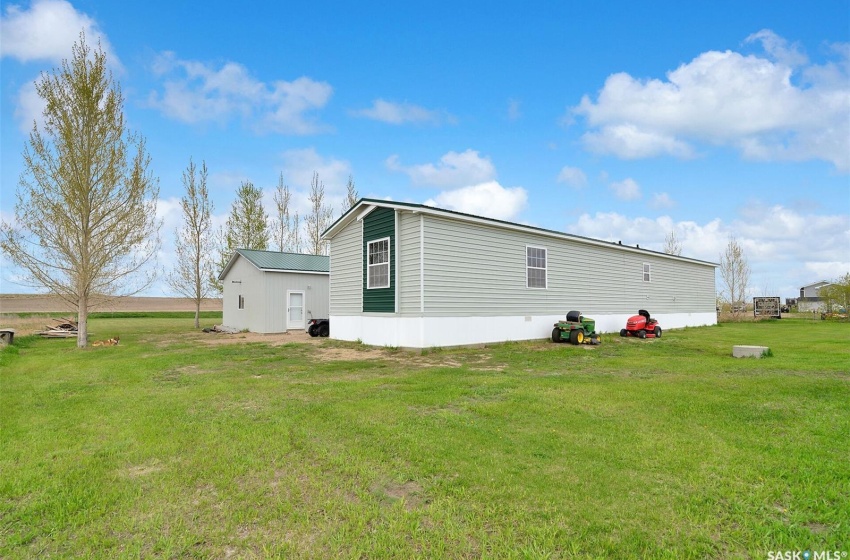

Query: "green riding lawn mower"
<box><xmin>552</xmin><ymin>311</ymin><xmax>602</xmax><ymax>345</ymax></box>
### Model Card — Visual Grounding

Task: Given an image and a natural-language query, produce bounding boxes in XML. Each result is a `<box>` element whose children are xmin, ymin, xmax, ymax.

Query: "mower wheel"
<box><xmin>551</xmin><ymin>327</ymin><xmax>562</xmax><ymax>343</ymax></box>
<box><xmin>638</xmin><ymin>330</ymin><xmax>646</xmax><ymax>339</ymax></box>
<box><xmin>620</xmin><ymin>329</ymin><xmax>627</xmax><ymax>337</ymax></box>
<box><xmin>592</xmin><ymin>334</ymin><xmax>601</xmax><ymax>345</ymax></box>
<box><xmin>654</xmin><ymin>327</ymin><xmax>662</xmax><ymax>338</ymax></box>
<box><xmin>570</xmin><ymin>330</ymin><xmax>584</xmax><ymax>345</ymax></box>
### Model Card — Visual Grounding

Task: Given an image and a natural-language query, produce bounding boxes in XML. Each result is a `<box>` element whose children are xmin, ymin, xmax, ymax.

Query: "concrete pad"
<box><xmin>733</xmin><ymin>345</ymin><xmax>769</xmax><ymax>358</ymax></box>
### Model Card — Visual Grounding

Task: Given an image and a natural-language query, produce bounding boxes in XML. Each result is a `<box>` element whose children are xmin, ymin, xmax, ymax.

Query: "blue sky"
<box><xmin>1</xmin><ymin>0</ymin><xmax>848</xmax><ymax>299</ymax></box>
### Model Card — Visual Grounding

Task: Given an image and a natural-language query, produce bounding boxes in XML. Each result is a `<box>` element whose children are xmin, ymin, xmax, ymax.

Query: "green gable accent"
<box><xmin>363</xmin><ymin>207</ymin><xmax>395</xmax><ymax>313</ymax></box>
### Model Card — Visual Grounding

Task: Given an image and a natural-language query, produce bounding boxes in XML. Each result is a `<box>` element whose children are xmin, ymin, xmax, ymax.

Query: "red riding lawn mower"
<box><xmin>620</xmin><ymin>309</ymin><xmax>662</xmax><ymax>339</ymax></box>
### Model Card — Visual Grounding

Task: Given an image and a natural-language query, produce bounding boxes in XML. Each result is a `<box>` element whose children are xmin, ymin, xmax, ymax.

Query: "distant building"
<box><xmin>797</xmin><ymin>281</ymin><xmax>833</xmax><ymax>312</ymax></box>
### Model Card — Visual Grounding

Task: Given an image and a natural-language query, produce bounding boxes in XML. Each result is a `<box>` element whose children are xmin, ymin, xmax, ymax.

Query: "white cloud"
<box><xmin>351</xmin><ymin>99</ymin><xmax>453</xmax><ymax>125</ymax></box>
<box><xmin>386</xmin><ymin>149</ymin><xmax>497</xmax><ymax>188</ymax></box>
<box><xmin>567</xmin><ymin>205</ymin><xmax>850</xmax><ymax>298</ymax></box>
<box><xmin>557</xmin><ymin>166</ymin><xmax>587</xmax><ymax>188</ymax></box>
<box><xmin>279</xmin><ymin>148</ymin><xmax>351</xmax><ymax>193</ymax></box>
<box><xmin>14</xmin><ymin>81</ymin><xmax>45</xmax><ymax>133</ymax></box>
<box><xmin>650</xmin><ymin>192</ymin><xmax>675</xmax><ymax>209</ymax></box>
<box><xmin>581</xmin><ymin>124</ymin><xmax>695</xmax><ymax>159</ymax></box>
<box><xmin>745</xmin><ymin>29</ymin><xmax>808</xmax><ymax>68</ymax></box>
<box><xmin>424</xmin><ymin>181</ymin><xmax>527</xmax><ymax>221</ymax></box>
<box><xmin>571</xmin><ymin>31</ymin><xmax>850</xmax><ymax>171</ymax></box>
<box><xmin>610</xmin><ymin>178</ymin><xmax>641</xmax><ymax>201</ymax></box>
<box><xmin>148</xmin><ymin>52</ymin><xmax>332</xmax><ymax>134</ymax></box>
<box><xmin>0</xmin><ymin>0</ymin><xmax>120</xmax><ymax>67</ymax></box>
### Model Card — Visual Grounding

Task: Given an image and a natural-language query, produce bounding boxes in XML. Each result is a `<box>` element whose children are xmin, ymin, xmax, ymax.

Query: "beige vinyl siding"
<box><xmin>421</xmin><ymin>214</ymin><xmax>715</xmax><ymax>316</ymax></box>
<box><xmin>262</xmin><ymin>272</ymin><xmax>329</xmax><ymax>332</ymax></box>
<box><xmin>329</xmin><ymin>218</ymin><xmax>363</xmax><ymax>314</ymax></box>
<box><xmin>398</xmin><ymin>211</ymin><xmax>422</xmax><ymax>313</ymax></box>
<box><xmin>221</xmin><ymin>257</ymin><xmax>265</xmax><ymax>330</ymax></box>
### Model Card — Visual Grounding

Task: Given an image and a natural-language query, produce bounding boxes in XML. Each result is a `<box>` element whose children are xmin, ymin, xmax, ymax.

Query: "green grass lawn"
<box><xmin>1</xmin><ymin>318</ymin><xmax>848</xmax><ymax>559</ymax></box>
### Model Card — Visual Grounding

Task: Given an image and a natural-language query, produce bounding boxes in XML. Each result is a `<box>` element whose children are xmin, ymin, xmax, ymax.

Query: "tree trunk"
<box><xmin>194</xmin><ymin>302</ymin><xmax>200</xmax><ymax>329</ymax></box>
<box><xmin>77</xmin><ymin>294</ymin><xmax>88</xmax><ymax>348</ymax></box>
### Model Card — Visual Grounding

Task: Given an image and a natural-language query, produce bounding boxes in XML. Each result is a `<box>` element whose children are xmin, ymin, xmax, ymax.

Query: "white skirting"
<box><xmin>329</xmin><ymin>312</ymin><xmax>717</xmax><ymax>349</ymax></box>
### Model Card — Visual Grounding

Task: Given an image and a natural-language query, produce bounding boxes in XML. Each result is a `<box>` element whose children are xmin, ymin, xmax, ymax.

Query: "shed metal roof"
<box><xmin>218</xmin><ymin>249</ymin><xmax>329</xmax><ymax>280</ymax></box>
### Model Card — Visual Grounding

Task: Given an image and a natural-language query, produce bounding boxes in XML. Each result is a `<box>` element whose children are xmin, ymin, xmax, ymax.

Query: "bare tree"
<box><xmin>291</xmin><ymin>212</ymin><xmax>303</xmax><ymax>254</ymax></box>
<box><xmin>0</xmin><ymin>34</ymin><xmax>160</xmax><ymax>347</ymax></box>
<box><xmin>305</xmin><ymin>172</ymin><xmax>333</xmax><ymax>255</ymax></box>
<box><xmin>167</xmin><ymin>158</ymin><xmax>214</xmax><ymax>328</ymax></box>
<box><xmin>341</xmin><ymin>174</ymin><xmax>358</xmax><ymax>214</ymax></box>
<box><xmin>718</xmin><ymin>236</ymin><xmax>751</xmax><ymax>320</ymax></box>
<box><xmin>663</xmin><ymin>229</ymin><xmax>683</xmax><ymax>256</ymax></box>
<box><xmin>212</xmin><ymin>181</ymin><xmax>269</xmax><ymax>292</ymax></box>
<box><xmin>271</xmin><ymin>173</ymin><xmax>292</xmax><ymax>252</ymax></box>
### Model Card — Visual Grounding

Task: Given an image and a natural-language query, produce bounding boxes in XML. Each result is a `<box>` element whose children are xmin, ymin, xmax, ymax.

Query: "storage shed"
<box><xmin>218</xmin><ymin>249</ymin><xmax>329</xmax><ymax>333</ymax></box>
<box><xmin>322</xmin><ymin>199</ymin><xmax>717</xmax><ymax>348</ymax></box>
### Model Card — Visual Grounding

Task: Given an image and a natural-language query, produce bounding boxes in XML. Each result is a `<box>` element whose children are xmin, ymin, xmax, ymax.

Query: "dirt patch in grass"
<box><xmin>370</xmin><ymin>478</ymin><xmax>425</xmax><ymax>510</ymax></box>
<box><xmin>125</xmin><ymin>462</ymin><xmax>163</xmax><ymax>478</ymax></box>
<box><xmin>194</xmin><ymin>330</ymin><xmax>321</xmax><ymax>347</ymax></box>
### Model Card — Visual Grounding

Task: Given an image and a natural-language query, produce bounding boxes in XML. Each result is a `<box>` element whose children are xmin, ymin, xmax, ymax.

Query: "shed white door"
<box><xmin>287</xmin><ymin>290</ymin><xmax>305</xmax><ymax>330</ymax></box>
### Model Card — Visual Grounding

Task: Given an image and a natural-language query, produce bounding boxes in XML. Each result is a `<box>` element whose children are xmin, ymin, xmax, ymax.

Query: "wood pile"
<box><xmin>38</xmin><ymin>318</ymin><xmax>79</xmax><ymax>338</ymax></box>
<box><xmin>203</xmin><ymin>324</ymin><xmax>241</xmax><ymax>334</ymax></box>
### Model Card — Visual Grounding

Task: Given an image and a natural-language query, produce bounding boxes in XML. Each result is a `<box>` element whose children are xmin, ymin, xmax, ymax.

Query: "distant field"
<box><xmin>0</xmin><ymin>294</ymin><xmax>222</xmax><ymax>314</ymax></box>
<box><xmin>1</xmin><ymin>317</ymin><xmax>847</xmax><ymax>558</ymax></box>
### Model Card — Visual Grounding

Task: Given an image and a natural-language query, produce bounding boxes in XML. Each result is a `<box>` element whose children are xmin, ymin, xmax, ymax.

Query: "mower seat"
<box><xmin>638</xmin><ymin>309</ymin><xmax>651</xmax><ymax>321</ymax></box>
<box><xmin>567</xmin><ymin>310</ymin><xmax>582</xmax><ymax>322</ymax></box>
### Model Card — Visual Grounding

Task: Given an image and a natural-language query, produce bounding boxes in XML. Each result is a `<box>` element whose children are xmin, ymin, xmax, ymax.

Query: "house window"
<box><xmin>238</xmin><ymin>295</ymin><xmax>245</xmax><ymax>309</ymax></box>
<box><xmin>643</xmin><ymin>263</ymin><xmax>651</xmax><ymax>282</ymax></box>
<box><xmin>527</xmin><ymin>246</ymin><xmax>547</xmax><ymax>289</ymax></box>
<box><xmin>367</xmin><ymin>237</ymin><xmax>390</xmax><ymax>289</ymax></box>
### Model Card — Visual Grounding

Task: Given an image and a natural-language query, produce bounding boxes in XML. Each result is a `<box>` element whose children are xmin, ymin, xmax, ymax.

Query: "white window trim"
<box><xmin>367</xmin><ymin>237</ymin><xmax>391</xmax><ymax>289</ymax></box>
<box><xmin>643</xmin><ymin>263</ymin><xmax>651</xmax><ymax>283</ymax></box>
<box><xmin>526</xmin><ymin>245</ymin><xmax>548</xmax><ymax>289</ymax></box>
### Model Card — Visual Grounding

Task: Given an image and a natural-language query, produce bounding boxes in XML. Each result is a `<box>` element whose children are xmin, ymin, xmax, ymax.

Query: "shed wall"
<box><xmin>222</xmin><ymin>255</ymin><xmax>329</xmax><ymax>333</ymax></box>
<box><xmin>222</xmin><ymin>256</ymin><xmax>264</xmax><ymax>331</ymax></box>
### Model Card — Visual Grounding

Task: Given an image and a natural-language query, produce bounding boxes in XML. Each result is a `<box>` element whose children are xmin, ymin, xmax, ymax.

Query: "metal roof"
<box><xmin>218</xmin><ymin>249</ymin><xmax>329</xmax><ymax>280</ymax></box>
<box><xmin>323</xmin><ymin>198</ymin><xmax>718</xmax><ymax>268</ymax></box>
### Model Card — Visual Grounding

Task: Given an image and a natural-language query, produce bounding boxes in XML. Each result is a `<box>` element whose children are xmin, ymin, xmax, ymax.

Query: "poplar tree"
<box><xmin>0</xmin><ymin>34</ymin><xmax>160</xmax><ymax>347</ymax></box>
<box><xmin>167</xmin><ymin>158</ymin><xmax>214</xmax><ymax>328</ymax></box>
<box><xmin>719</xmin><ymin>236</ymin><xmax>751</xmax><ymax>320</ymax></box>
<box><xmin>271</xmin><ymin>173</ymin><xmax>292</xmax><ymax>252</ymax></box>
<box><xmin>341</xmin><ymin>174</ymin><xmax>358</xmax><ymax>214</ymax></box>
<box><xmin>213</xmin><ymin>181</ymin><xmax>269</xmax><ymax>291</ymax></box>
<box><xmin>663</xmin><ymin>229</ymin><xmax>683</xmax><ymax>256</ymax></box>
<box><xmin>305</xmin><ymin>172</ymin><xmax>333</xmax><ymax>255</ymax></box>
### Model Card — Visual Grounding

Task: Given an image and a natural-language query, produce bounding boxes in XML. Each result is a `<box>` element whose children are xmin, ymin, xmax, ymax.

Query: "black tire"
<box><xmin>308</xmin><ymin>325</ymin><xmax>319</xmax><ymax>337</ymax></box>
<box><xmin>318</xmin><ymin>324</ymin><xmax>329</xmax><ymax>337</ymax></box>
<box><xmin>638</xmin><ymin>330</ymin><xmax>646</xmax><ymax>339</ymax></box>
<box><xmin>552</xmin><ymin>327</ymin><xmax>562</xmax><ymax>343</ymax></box>
<box><xmin>570</xmin><ymin>330</ymin><xmax>584</xmax><ymax>345</ymax></box>
<box><xmin>620</xmin><ymin>329</ymin><xmax>627</xmax><ymax>337</ymax></box>
<box><xmin>654</xmin><ymin>327</ymin><xmax>662</xmax><ymax>338</ymax></box>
